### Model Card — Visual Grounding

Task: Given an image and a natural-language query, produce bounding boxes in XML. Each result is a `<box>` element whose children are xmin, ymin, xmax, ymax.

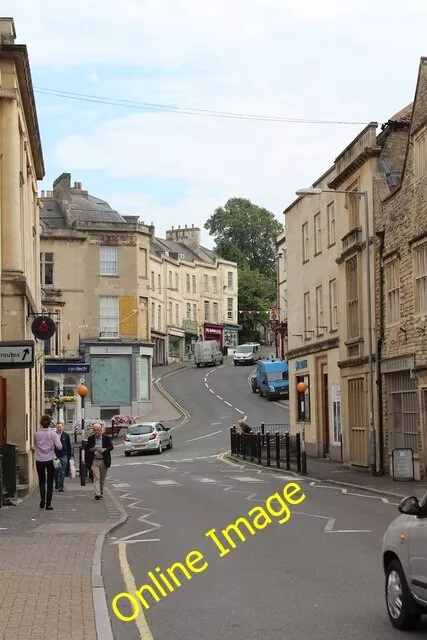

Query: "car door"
<box><xmin>157</xmin><ymin>423</ymin><xmax>168</xmax><ymax>446</ymax></box>
<box><xmin>408</xmin><ymin>494</ymin><xmax>427</xmax><ymax>604</ymax></box>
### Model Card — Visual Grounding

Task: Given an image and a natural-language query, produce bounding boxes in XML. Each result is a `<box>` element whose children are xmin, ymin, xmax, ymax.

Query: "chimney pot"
<box><xmin>178</xmin><ymin>225</ymin><xmax>181</xmax><ymax>229</ymax></box>
<box><xmin>185</xmin><ymin>224</ymin><xmax>187</xmax><ymax>229</ymax></box>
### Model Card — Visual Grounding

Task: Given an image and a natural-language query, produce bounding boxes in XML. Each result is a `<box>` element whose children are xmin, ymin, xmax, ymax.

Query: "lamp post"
<box><xmin>77</xmin><ymin>384</ymin><xmax>88</xmax><ymax>486</ymax></box>
<box><xmin>295</xmin><ymin>187</ymin><xmax>376</xmax><ymax>476</ymax></box>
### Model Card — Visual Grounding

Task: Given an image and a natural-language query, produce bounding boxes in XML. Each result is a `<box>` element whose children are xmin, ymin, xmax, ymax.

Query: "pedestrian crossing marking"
<box><xmin>192</xmin><ymin>477</ymin><xmax>218</xmax><ymax>483</ymax></box>
<box><xmin>151</xmin><ymin>479</ymin><xmax>181</xmax><ymax>486</ymax></box>
<box><xmin>230</xmin><ymin>476</ymin><xmax>267</xmax><ymax>483</ymax></box>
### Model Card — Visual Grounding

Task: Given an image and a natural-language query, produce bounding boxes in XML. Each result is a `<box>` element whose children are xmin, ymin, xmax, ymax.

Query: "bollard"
<box><xmin>266</xmin><ymin>432</ymin><xmax>271</xmax><ymax>467</ymax></box>
<box><xmin>275</xmin><ymin>432</ymin><xmax>280</xmax><ymax>468</ymax></box>
<box><xmin>285</xmin><ymin>433</ymin><xmax>290</xmax><ymax>470</ymax></box>
<box><xmin>257</xmin><ymin>431</ymin><xmax>262</xmax><ymax>464</ymax></box>
<box><xmin>261</xmin><ymin>422</ymin><xmax>265</xmax><ymax>447</ymax></box>
<box><xmin>296</xmin><ymin>432</ymin><xmax>301</xmax><ymax>473</ymax></box>
<box><xmin>301</xmin><ymin>450</ymin><xmax>307</xmax><ymax>475</ymax></box>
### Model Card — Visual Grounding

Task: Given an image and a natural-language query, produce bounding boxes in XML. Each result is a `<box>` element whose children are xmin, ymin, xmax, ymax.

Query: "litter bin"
<box><xmin>0</xmin><ymin>443</ymin><xmax>19</xmax><ymax>500</ymax></box>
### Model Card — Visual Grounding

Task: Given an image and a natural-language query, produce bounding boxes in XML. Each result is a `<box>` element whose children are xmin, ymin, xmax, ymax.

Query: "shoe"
<box><xmin>46</xmin><ymin>505</ymin><xmax>53</xmax><ymax>510</ymax></box>
<box><xmin>99</xmin><ymin>494</ymin><xmax>104</xmax><ymax>499</ymax></box>
<box><xmin>58</xmin><ymin>487</ymin><xmax>64</xmax><ymax>492</ymax></box>
<box><xmin>95</xmin><ymin>495</ymin><xmax>101</xmax><ymax>500</ymax></box>
<box><xmin>40</xmin><ymin>501</ymin><xmax>45</xmax><ymax>509</ymax></box>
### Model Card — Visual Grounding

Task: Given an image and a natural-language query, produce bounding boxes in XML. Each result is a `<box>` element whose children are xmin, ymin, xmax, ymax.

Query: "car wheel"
<box><xmin>196</xmin><ymin>363</ymin><xmax>200</xmax><ymax>368</ymax></box>
<box><xmin>259</xmin><ymin>390</ymin><xmax>263</xmax><ymax>397</ymax></box>
<box><xmin>157</xmin><ymin>441</ymin><xmax>163</xmax><ymax>455</ymax></box>
<box><xmin>252</xmin><ymin>386</ymin><xmax>257</xmax><ymax>393</ymax></box>
<box><xmin>125</xmin><ymin>452</ymin><xmax>131</xmax><ymax>457</ymax></box>
<box><xmin>234</xmin><ymin>362</ymin><xmax>238</xmax><ymax>366</ymax></box>
<box><xmin>385</xmin><ymin>558</ymin><xmax>422</xmax><ymax>630</ymax></box>
<box><xmin>168</xmin><ymin>437</ymin><xmax>173</xmax><ymax>450</ymax></box>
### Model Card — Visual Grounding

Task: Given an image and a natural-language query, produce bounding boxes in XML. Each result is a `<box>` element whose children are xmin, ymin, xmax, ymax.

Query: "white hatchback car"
<box><xmin>382</xmin><ymin>491</ymin><xmax>427</xmax><ymax>630</ymax></box>
<box><xmin>124</xmin><ymin>422</ymin><xmax>173</xmax><ymax>457</ymax></box>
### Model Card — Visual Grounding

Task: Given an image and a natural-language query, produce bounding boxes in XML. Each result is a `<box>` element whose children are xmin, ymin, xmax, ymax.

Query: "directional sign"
<box><xmin>0</xmin><ymin>341</ymin><xmax>35</xmax><ymax>370</ymax></box>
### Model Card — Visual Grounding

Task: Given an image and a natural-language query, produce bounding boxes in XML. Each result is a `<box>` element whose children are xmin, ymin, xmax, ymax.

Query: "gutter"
<box><xmin>376</xmin><ymin>229</ymin><xmax>385</xmax><ymax>475</ymax></box>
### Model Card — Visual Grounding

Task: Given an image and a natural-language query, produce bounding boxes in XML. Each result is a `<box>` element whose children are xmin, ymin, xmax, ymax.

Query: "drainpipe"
<box><xmin>376</xmin><ymin>229</ymin><xmax>385</xmax><ymax>475</ymax></box>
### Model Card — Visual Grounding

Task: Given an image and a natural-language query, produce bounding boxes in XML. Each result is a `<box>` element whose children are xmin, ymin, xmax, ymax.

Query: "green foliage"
<box><xmin>204</xmin><ymin>197</ymin><xmax>283</xmax><ymax>278</ymax></box>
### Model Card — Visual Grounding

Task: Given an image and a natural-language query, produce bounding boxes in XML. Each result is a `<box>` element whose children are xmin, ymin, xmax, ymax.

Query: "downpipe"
<box><xmin>376</xmin><ymin>229</ymin><xmax>385</xmax><ymax>475</ymax></box>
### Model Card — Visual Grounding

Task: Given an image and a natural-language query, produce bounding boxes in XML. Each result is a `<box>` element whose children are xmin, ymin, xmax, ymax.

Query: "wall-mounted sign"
<box><xmin>31</xmin><ymin>316</ymin><xmax>56</xmax><ymax>340</ymax></box>
<box><xmin>382</xmin><ymin>355</ymin><xmax>415</xmax><ymax>374</ymax></box>
<box><xmin>45</xmin><ymin>363</ymin><xmax>91</xmax><ymax>374</ymax></box>
<box><xmin>0</xmin><ymin>340</ymin><xmax>35</xmax><ymax>370</ymax></box>
<box><xmin>392</xmin><ymin>448</ymin><xmax>414</xmax><ymax>481</ymax></box>
<box><xmin>205</xmin><ymin>327</ymin><xmax>222</xmax><ymax>335</ymax></box>
<box><xmin>296</xmin><ymin>359</ymin><xmax>308</xmax><ymax>371</ymax></box>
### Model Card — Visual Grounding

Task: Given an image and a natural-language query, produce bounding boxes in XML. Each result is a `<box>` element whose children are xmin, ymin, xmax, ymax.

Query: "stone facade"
<box><xmin>374</xmin><ymin>58</ymin><xmax>427</xmax><ymax>480</ymax></box>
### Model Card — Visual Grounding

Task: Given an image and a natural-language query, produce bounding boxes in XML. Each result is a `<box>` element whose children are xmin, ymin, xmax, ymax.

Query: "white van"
<box><xmin>234</xmin><ymin>343</ymin><xmax>261</xmax><ymax>366</ymax></box>
<box><xmin>195</xmin><ymin>340</ymin><xmax>224</xmax><ymax>368</ymax></box>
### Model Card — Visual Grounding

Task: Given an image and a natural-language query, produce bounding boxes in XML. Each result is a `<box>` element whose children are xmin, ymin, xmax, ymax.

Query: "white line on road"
<box><xmin>205</xmin><ymin>382</ymin><xmax>209</xmax><ymax>387</ymax></box>
<box><xmin>325</xmin><ymin>518</ymin><xmax>335</xmax><ymax>532</ymax></box>
<box><xmin>235</xmin><ymin>408</ymin><xmax>244</xmax><ymax>414</ymax></box>
<box><xmin>117</xmin><ymin>543</ymin><xmax>154</xmax><ymax>639</ymax></box>
<box><xmin>209</xmin><ymin>388</ymin><xmax>215</xmax><ymax>394</ymax></box>
<box><xmin>327</xmin><ymin>529</ymin><xmax>373</xmax><ymax>533</ymax></box>
<box><xmin>224</xmin><ymin>401</ymin><xmax>232</xmax><ymax>406</ymax></box>
<box><xmin>216</xmin><ymin>396</ymin><xmax>223</xmax><ymax>400</ymax></box>
<box><xmin>211</xmin><ymin>421</ymin><xmax>223</xmax><ymax>425</ymax></box>
<box><xmin>187</xmin><ymin>430</ymin><xmax>222</xmax><ymax>442</ymax></box>
<box><xmin>142</xmin><ymin>463</ymin><xmax>172</xmax><ymax>469</ymax></box>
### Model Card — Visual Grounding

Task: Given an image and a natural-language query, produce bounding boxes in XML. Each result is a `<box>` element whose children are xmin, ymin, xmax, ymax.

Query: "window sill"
<box><xmin>314</xmin><ymin>251</ymin><xmax>322</xmax><ymax>257</ymax></box>
<box><xmin>100</xmin><ymin>274</ymin><xmax>119</xmax><ymax>278</ymax></box>
<box><xmin>302</xmin><ymin>259</ymin><xmax>309</xmax><ymax>265</ymax></box>
<box><xmin>327</xmin><ymin>242</ymin><xmax>336</xmax><ymax>249</ymax></box>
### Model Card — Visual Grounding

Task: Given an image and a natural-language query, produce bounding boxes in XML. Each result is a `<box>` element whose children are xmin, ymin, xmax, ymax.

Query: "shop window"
<box><xmin>139</xmin><ymin>356</ymin><xmax>150</xmax><ymax>401</ymax></box>
<box><xmin>296</xmin><ymin>374</ymin><xmax>310</xmax><ymax>421</ymax></box>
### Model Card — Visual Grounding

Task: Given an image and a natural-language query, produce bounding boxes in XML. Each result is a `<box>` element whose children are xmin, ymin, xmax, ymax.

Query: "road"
<box><xmin>102</xmin><ymin>357</ymin><xmax>427</xmax><ymax>639</ymax></box>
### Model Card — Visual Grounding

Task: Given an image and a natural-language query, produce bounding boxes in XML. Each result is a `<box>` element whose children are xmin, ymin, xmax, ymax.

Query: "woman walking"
<box><xmin>34</xmin><ymin>415</ymin><xmax>63</xmax><ymax>510</ymax></box>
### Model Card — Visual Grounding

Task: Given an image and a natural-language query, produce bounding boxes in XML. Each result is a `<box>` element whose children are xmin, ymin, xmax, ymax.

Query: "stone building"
<box><xmin>0</xmin><ymin>18</ymin><xmax>45</xmax><ymax>488</ymax></box>
<box><xmin>374</xmin><ymin>58</ymin><xmax>427</xmax><ymax>480</ymax></box>
<box><xmin>40</xmin><ymin>174</ymin><xmax>154</xmax><ymax>425</ymax></box>
<box><xmin>274</xmin><ymin>230</ymin><xmax>288</xmax><ymax>359</ymax></box>
<box><xmin>149</xmin><ymin>225</ymin><xmax>240</xmax><ymax>365</ymax></box>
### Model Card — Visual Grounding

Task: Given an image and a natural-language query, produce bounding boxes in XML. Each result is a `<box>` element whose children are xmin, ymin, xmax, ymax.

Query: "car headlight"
<box><xmin>269</xmin><ymin>385</ymin><xmax>275</xmax><ymax>392</ymax></box>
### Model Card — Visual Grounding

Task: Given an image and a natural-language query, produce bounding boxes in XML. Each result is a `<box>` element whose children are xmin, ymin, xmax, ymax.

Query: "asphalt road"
<box><xmin>102</xmin><ymin>357</ymin><xmax>427</xmax><ymax>639</ymax></box>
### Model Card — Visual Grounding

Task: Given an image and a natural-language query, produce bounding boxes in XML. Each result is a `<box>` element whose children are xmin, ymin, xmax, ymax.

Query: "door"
<box><xmin>0</xmin><ymin>377</ymin><xmax>6</xmax><ymax>446</ymax></box>
<box><xmin>348</xmin><ymin>377</ymin><xmax>368</xmax><ymax>466</ymax></box>
<box><xmin>322</xmin><ymin>368</ymin><xmax>330</xmax><ymax>457</ymax></box>
<box><xmin>408</xmin><ymin>509</ymin><xmax>427</xmax><ymax>604</ymax></box>
<box><xmin>157</xmin><ymin>424</ymin><xmax>168</xmax><ymax>446</ymax></box>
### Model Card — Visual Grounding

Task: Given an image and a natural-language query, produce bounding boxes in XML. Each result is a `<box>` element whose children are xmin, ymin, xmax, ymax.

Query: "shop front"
<box><xmin>224</xmin><ymin>323</ymin><xmax>240</xmax><ymax>353</ymax></box>
<box><xmin>183</xmin><ymin>319</ymin><xmax>199</xmax><ymax>360</ymax></box>
<box><xmin>168</xmin><ymin>328</ymin><xmax>185</xmax><ymax>363</ymax></box>
<box><xmin>204</xmin><ymin>323</ymin><xmax>224</xmax><ymax>350</ymax></box>
<box><xmin>44</xmin><ymin>361</ymin><xmax>91</xmax><ymax>428</ymax></box>
<box><xmin>151</xmin><ymin>332</ymin><xmax>166</xmax><ymax>367</ymax></box>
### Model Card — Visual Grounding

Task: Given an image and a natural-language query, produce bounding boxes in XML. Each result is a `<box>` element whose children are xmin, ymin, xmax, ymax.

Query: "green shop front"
<box><xmin>224</xmin><ymin>323</ymin><xmax>240</xmax><ymax>353</ymax></box>
<box><xmin>183</xmin><ymin>319</ymin><xmax>199</xmax><ymax>359</ymax></box>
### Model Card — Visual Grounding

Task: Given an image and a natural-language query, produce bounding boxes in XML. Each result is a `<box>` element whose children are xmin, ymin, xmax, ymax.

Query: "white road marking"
<box><xmin>187</xmin><ymin>430</ymin><xmax>222</xmax><ymax>442</ymax></box>
<box><xmin>324</xmin><ymin>517</ymin><xmax>372</xmax><ymax>533</ymax></box>
<box><xmin>216</xmin><ymin>396</ymin><xmax>223</xmax><ymax>400</ymax></box>
<box><xmin>230</xmin><ymin>476</ymin><xmax>267</xmax><ymax>483</ymax></box>
<box><xmin>325</xmin><ymin>518</ymin><xmax>335</xmax><ymax>532</ymax></box>
<box><xmin>122</xmin><ymin>539</ymin><xmax>161</xmax><ymax>544</ymax></box>
<box><xmin>143</xmin><ymin>462</ymin><xmax>172</xmax><ymax>469</ymax></box>
<box><xmin>209</xmin><ymin>388</ymin><xmax>215</xmax><ymax>394</ymax></box>
<box><xmin>112</xmin><ymin>483</ymin><xmax>131</xmax><ymax>488</ymax></box>
<box><xmin>111</xmin><ymin>490</ymin><xmax>162</xmax><ymax>544</ymax></box>
<box><xmin>211</xmin><ymin>421</ymin><xmax>223</xmax><ymax>425</ymax></box>
<box><xmin>192</xmin><ymin>477</ymin><xmax>218</xmax><ymax>483</ymax></box>
<box><xmin>235</xmin><ymin>408</ymin><xmax>244</xmax><ymax>414</ymax></box>
<box><xmin>224</xmin><ymin>401</ymin><xmax>232</xmax><ymax>406</ymax></box>
<box><xmin>151</xmin><ymin>479</ymin><xmax>181</xmax><ymax>486</ymax></box>
<box><xmin>205</xmin><ymin>382</ymin><xmax>209</xmax><ymax>388</ymax></box>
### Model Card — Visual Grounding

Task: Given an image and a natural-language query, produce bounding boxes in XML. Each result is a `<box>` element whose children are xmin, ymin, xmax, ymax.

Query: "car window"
<box><xmin>156</xmin><ymin>424</ymin><xmax>164</xmax><ymax>431</ymax></box>
<box><xmin>420</xmin><ymin>490</ymin><xmax>427</xmax><ymax>508</ymax></box>
<box><xmin>128</xmin><ymin>425</ymin><xmax>153</xmax><ymax>435</ymax></box>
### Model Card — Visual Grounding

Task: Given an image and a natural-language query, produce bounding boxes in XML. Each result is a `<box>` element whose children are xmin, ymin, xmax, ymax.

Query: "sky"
<box><xmin>4</xmin><ymin>0</ymin><xmax>427</xmax><ymax>248</ymax></box>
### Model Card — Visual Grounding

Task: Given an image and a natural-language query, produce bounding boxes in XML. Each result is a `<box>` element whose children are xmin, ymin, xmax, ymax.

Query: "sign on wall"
<box><xmin>392</xmin><ymin>448</ymin><xmax>414</xmax><ymax>481</ymax></box>
<box><xmin>332</xmin><ymin>385</ymin><xmax>342</xmax><ymax>444</ymax></box>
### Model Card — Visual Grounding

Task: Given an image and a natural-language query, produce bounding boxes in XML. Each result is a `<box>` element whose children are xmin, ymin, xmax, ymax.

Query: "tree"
<box><xmin>204</xmin><ymin>198</ymin><xmax>284</xmax><ymax>278</ymax></box>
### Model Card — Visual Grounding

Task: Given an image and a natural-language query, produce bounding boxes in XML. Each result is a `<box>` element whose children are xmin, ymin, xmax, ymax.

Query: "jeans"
<box><xmin>54</xmin><ymin>455</ymin><xmax>68</xmax><ymax>489</ymax></box>
<box><xmin>36</xmin><ymin>460</ymin><xmax>54</xmax><ymax>506</ymax></box>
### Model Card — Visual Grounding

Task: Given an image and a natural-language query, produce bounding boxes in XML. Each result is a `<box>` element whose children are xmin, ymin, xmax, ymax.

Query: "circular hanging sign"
<box><xmin>31</xmin><ymin>315</ymin><xmax>56</xmax><ymax>340</ymax></box>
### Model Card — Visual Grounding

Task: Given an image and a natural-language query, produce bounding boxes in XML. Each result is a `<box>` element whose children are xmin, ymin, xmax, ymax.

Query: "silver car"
<box><xmin>382</xmin><ymin>491</ymin><xmax>427</xmax><ymax>630</ymax></box>
<box><xmin>124</xmin><ymin>422</ymin><xmax>173</xmax><ymax>457</ymax></box>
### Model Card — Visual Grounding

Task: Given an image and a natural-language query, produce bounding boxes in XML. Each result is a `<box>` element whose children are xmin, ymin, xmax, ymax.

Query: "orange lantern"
<box><xmin>297</xmin><ymin>381</ymin><xmax>308</xmax><ymax>394</ymax></box>
<box><xmin>77</xmin><ymin>384</ymin><xmax>88</xmax><ymax>398</ymax></box>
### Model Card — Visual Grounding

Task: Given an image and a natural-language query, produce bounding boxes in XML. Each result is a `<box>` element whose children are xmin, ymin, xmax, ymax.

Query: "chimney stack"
<box><xmin>0</xmin><ymin>18</ymin><xmax>16</xmax><ymax>44</ymax></box>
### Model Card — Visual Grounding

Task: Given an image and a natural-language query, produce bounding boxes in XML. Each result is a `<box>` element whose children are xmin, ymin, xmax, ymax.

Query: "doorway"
<box><xmin>0</xmin><ymin>378</ymin><xmax>6</xmax><ymax>446</ymax></box>
<box><xmin>321</xmin><ymin>364</ymin><xmax>330</xmax><ymax>457</ymax></box>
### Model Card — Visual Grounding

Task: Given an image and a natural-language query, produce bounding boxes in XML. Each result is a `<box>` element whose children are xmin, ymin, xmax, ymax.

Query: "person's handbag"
<box><xmin>53</xmin><ymin>457</ymin><xmax>61</xmax><ymax>470</ymax></box>
<box><xmin>69</xmin><ymin>458</ymin><xmax>76</xmax><ymax>479</ymax></box>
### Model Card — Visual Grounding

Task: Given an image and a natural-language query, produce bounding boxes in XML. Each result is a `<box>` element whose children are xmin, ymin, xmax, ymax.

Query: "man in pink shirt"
<box><xmin>34</xmin><ymin>415</ymin><xmax>63</xmax><ymax>510</ymax></box>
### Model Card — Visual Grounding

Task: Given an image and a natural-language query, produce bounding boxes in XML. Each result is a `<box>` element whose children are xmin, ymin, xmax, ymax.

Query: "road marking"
<box><xmin>230</xmin><ymin>476</ymin><xmax>267</xmax><ymax>483</ymax></box>
<box><xmin>143</xmin><ymin>463</ymin><xmax>172</xmax><ymax>469</ymax></box>
<box><xmin>209</xmin><ymin>388</ymin><xmax>215</xmax><ymax>394</ymax></box>
<box><xmin>224</xmin><ymin>401</ymin><xmax>232</xmax><ymax>406</ymax></box>
<box><xmin>151</xmin><ymin>479</ymin><xmax>181</xmax><ymax>486</ymax></box>
<box><xmin>192</xmin><ymin>477</ymin><xmax>218</xmax><ymax>483</ymax></box>
<box><xmin>117</xmin><ymin>543</ymin><xmax>154</xmax><ymax>639</ymax></box>
<box><xmin>324</xmin><ymin>517</ymin><xmax>372</xmax><ymax>533</ymax></box>
<box><xmin>186</xmin><ymin>430</ymin><xmax>222</xmax><ymax>443</ymax></box>
<box><xmin>112</xmin><ymin>483</ymin><xmax>131</xmax><ymax>488</ymax></box>
<box><xmin>216</xmin><ymin>396</ymin><xmax>223</xmax><ymax>400</ymax></box>
<box><xmin>211</xmin><ymin>421</ymin><xmax>223</xmax><ymax>425</ymax></box>
<box><xmin>205</xmin><ymin>382</ymin><xmax>209</xmax><ymax>388</ymax></box>
<box><xmin>325</xmin><ymin>518</ymin><xmax>335</xmax><ymax>532</ymax></box>
<box><xmin>235</xmin><ymin>408</ymin><xmax>244</xmax><ymax>414</ymax></box>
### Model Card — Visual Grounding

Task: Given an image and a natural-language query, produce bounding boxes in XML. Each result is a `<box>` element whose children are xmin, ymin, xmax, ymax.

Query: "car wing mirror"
<box><xmin>398</xmin><ymin>496</ymin><xmax>421</xmax><ymax>516</ymax></box>
<box><xmin>164</xmin><ymin>427</ymin><xmax>170</xmax><ymax>431</ymax></box>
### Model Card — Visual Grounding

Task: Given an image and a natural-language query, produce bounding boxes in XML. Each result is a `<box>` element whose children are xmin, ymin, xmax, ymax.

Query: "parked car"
<box><xmin>195</xmin><ymin>340</ymin><xmax>224</xmax><ymax>367</ymax></box>
<box><xmin>255</xmin><ymin>358</ymin><xmax>289</xmax><ymax>400</ymax></box>
<box><xmin>382</xmin><ymin>491</ymin><xmax>427</xmax><ymax>630</ymax></box>
<box><xmin>124</xmin><ymin>422</ymin><xmax>173</xmax><ymax>456</ymax></box>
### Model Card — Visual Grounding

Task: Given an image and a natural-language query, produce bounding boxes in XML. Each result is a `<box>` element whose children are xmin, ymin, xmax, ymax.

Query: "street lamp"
<box><xmin>295</xmin><ymin>186</ymin><xmax>376</xmax><ymax>476</ymax></box>
<box><xmin>77</xmin><ymin>384</ymin><xmax>88</xmax><ymax>486</ymax></box>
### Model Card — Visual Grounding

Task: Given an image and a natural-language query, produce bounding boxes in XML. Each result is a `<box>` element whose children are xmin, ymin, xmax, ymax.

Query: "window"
<box><xmin>314</xmin><ymin>213</ymin><xmax>321</xmax><ymax>254</ymax></box>
<box><xmin>204</xmin><ymin>274</ymin><xmax>209</xmax><ymax>292</ymax></box>
<box><xmin>385</xmin><ymin>259</ymin><xmax>400</xmax><ymax>325</ymax></box>
<box><xmin>303</xmin><ymin>292</ymin><xmax>311</xmax><ymax>338</ymax></box>
<box><xmin>151</xmin><ymin>271</ymin><xmax>155</xmax><ymax>291</ymax></box>
<box><xmin>175</xmin><ymin>273</ymin><xmax>179</xmax><ymax>290</ymax></box>
<box><xmin>44</xmin><ymin>314</ymin><xmax>60</xmax><ymax>356</ymax></box>
<box><xmin>329</xmin><ymin>279</ymin><xmax>338</xmax><ymax>331</ymax></box>
<box><xmin>212</xmin><ymin>276</ymin><xmax>218</xmax><ymax>293</ymax></box>
<box><xmin>296</xmin><ymin>374</ymin><xmax>310</xmax><ymax>421</ymax></box>
<box><xmin>346</xmin><ymin>183</ymin><xmax>360</xmax><ymax>230</ymax></box>
<box><xmin>168</xmin><ymin>270</ymin><xmax>172</xmax><ymax>288</ymax></box>
<box><xmin>302</xmin><ymin>223</ymin><xmax>309</xmax><ymax>262</ymax></box>
<box><xmin>327</xmin><ymin>202</ymin><xmax>335</xmax><ymax>246</ymax></box>
<box><xmin>414</xmin><ymin>243</ymin><xmax>427</xmax><ymax>315</ymax></box>
<box><xmin>213</xmin><ymin>302</ymin><xmax>218</xmax><ymax>323</ymax></box>
<box><xmin>192</xmin><ymin>304</ymin><xmax>197</xmax><ymax>321</ymax></box>
<box><xmin>414</xmin><ymin>128</ymin><xmax>427</xmax><ymax>181</ymax></box>
<box><xmin>158</xmin><ymin>274</ymin><xmax>161</xmax><ymax>291</ymax></box>
<box><xmin>139</xmin><ymin>356</ymin><xmax>150</xmax><ymax>401</ymax></box>
<box><xmin>186</xmin><ymin>303</ymin><xmax>191</xmax><ymax>319</ymax></box>
<box><xmin>204</xmin><ymin>301</ymin><xmax>209</xmax><ymax>321</ymax></box>
<box><xmin>175</xmin><ymin>304</ymin><xmax>179</xmax><ymax>326</ymax></box>
<box><xmin>100</xmin><ymin>245</ymin><xmax>118</xmax><ymax>276</ymax></box>
<box><xmin>99</xmin><ymin>296</ymin><xmax>119</xmax><ymax>338</ymax></box>
<box><xmin>40</xmin><ymin>252</ymin><xmax>54</xmax><ymax>286</ymax></box>
<box><xmin>151</xmin><ymin>302</ymin><xmax>155</xmax><ymax>328</ymax></box>
<box><xmin>158</xmin><ymin>305</ymin><xmax>161</xmax><ymax>328</ymax></box>
<box><xmin>227</xmin><ymin>298</ymin><xmax>233</xmax><ymax>320</ymax></box>
<box><xmin>186</xmin><ymin>274</ymin><xmax>190</xmax><ymax>293</ymax></box>
<box><xmin>168</xmin><ymin>301</ymin><xmax>172</xmax><ymax>324</ymax></box>
<box><xmin>346</xmin><ymin>255</ymin><xmax>359</xmax><ymax>338</ymax></box>
<box><xmin>192</xmin><ymin>275</ymin><xmax>196</xmax><ymax>293</ymax></box>
<box><xmin>315</xmin><ymin>286</ymin><xmax>324</xmax><ymax>335</ymax></box>
<box><xmin>228</xmin><ymin>272</ymin><xmax>233</xmax><ymax>289</ymax></box>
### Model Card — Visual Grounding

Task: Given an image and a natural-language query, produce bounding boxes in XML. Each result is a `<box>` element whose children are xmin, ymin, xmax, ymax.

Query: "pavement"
<box><xmin>100</xmin><ymin>358</ymin><xmax>427</xmax><ymax>639</ymax></box>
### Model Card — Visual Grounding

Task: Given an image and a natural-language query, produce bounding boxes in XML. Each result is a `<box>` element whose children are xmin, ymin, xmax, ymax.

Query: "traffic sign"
<box><xmin>0</xmin><ymin>341</ymin><xmax>35</xmax><ymax>369</ymax></box>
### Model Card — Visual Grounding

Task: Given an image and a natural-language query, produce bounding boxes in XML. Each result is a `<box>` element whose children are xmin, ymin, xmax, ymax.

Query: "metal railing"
<box><xmin>230</xmin><ymin>426</ymin><xmax>307</xmax><ymax>474</ymax></box>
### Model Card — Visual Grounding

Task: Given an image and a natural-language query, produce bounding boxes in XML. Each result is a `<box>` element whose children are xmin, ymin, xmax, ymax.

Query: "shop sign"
<box><xmin>296</xmin><ymin>359</ymin><xmax>308</xmax><ymax>371</ymax></box>
<box><xmin>382</xmin><ymin>355</ymin><xmax>415</xmax><ymax>374</ymax></box>
<box><xmin>183</xmin><ymin>320</ymin><xmax>198</xmax><ymax>334</ymax></box>
<box><xmin>205</xmin><ymin>327</ymin><xmax>222</xmax><ymax>336</ymax></box>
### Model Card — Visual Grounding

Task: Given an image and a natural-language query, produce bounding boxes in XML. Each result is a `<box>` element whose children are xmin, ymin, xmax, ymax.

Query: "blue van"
<box><xmin>256</xmin><ymin>358</ymin><xmax>289</xmax><ymax>400</ymax></box>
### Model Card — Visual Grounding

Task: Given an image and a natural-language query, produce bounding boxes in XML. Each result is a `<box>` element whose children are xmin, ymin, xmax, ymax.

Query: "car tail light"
<box><xmin>149</xmin><ymin>433</ymin><xmax>157</xmax><ymax>440</ymax></box>
<box><xmin>124</xmin><ymin>436</ymin><xmax>130</xmax><ymax>442</ymax></box>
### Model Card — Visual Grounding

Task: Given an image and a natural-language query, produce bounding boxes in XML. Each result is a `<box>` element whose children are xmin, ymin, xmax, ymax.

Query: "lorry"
<box><xmin>233</xmin><ymin>343</ymin><xmax>261</xmax><ymax>366</ymax></box>
<box><xmin>194</xmin><ymin>340</ymin><xmax>224</xmax><ymax>368</ymax></box>
<box><xmin>255</xmin><ymin>358</ymin><xmax>289</xmax><ymax>400</ymax></box>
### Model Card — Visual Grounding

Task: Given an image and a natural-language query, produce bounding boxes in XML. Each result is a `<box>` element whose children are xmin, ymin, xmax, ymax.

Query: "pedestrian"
<box><xmin>34</xmin><ymin>415</ymin><xmax>63</xmax><ymax>510</ymax></box>
<box><xmin>86</xmin><ymin>423</ymin><xmax>114</xmax><ymax>500</ymax></box>
<box><xmin>54</xmin><ymin>422</ymin><xmax>72</xmax><ymax>492</ymax></box>
<box><xmin>236</xmin><ymin>419</ymin><xmax>253</xmax><ymax>435</ymax></box>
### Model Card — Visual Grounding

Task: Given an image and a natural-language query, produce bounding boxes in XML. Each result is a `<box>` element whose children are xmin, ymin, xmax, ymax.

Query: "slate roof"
<box><xmin>388</xmin><ymin>102</ymin><xmax>413</xmax><ymax>124</ymax></box>
<box><xmin>40</xmin><ymin>198</ymin><xmax>67</xmax><ymax>228</ymax></box>
<box><xmin>69</xmin><ymin>194</ymin><xmax>126</xmax><ymax>224</ymax></box>
<box><xmin>150</xmin><ymin>236</ymin><xmax>217</xmax><ymax>265</ymax></box>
